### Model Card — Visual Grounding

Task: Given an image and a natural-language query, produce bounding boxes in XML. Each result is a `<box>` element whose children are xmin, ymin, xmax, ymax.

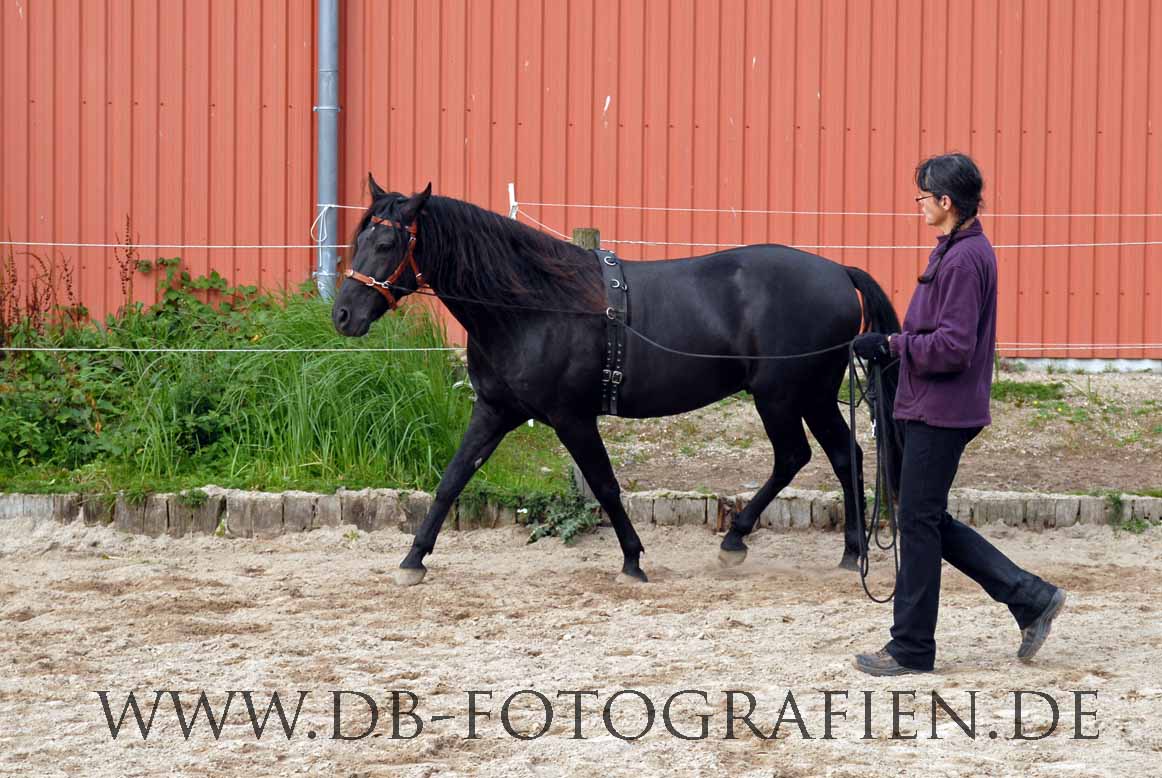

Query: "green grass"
<box><xmin>176</xmin><ymin>488</ymin><xmax>209</xmax><ymax>508</ymax></box>
<box><xmin>1033</xmin><ymin>404</ymin><xmax>1090</xmax><ymax>427</ymax></box>
<box><xmin>996</xmin><ymin>376</ymin><xmax>1159</xmax><ymax>439</ymax></box>
<box><xmin>0</xmin><ymin>267</ymin><xmax>572</xmax><ymax>504</ymax></box>
<box><xmin>470</xmin><ymin>421</ymin><xmax>571</xmax><ymax>504</ymax></box>
<box><xmin>991</xmin><ymin>379</ymin><xmax>1067</xmax><ymax>405</ymax></box>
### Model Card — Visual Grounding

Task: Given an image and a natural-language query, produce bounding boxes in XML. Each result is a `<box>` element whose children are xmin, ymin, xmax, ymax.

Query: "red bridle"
<box><xmin>343</xmin><ymin>216</ymin><xmax>427</xmax><ymax>310</ymax></box>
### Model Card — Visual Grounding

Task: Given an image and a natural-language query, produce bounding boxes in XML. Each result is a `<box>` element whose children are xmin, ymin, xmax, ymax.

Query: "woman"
<box><xmin>850</xmin><ymin>153</ymin><xmax>1066</xmax><ymax>676</ymax></box>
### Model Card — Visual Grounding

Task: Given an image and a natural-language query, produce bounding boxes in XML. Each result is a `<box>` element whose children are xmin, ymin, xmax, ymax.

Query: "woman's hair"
<box><xmin>915</xmin><ymin>152</ymin><xmax>984</xmax><ymax>283</ymax></box>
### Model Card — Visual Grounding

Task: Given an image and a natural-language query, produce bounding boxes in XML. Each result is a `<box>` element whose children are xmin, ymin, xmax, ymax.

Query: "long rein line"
<box><xmin>847</xmin><ymin>349</ymin><xmax>903</xmax><ymax>603</ymax></box>
<box><xmin>378</xmin><ymin>283</ymin><xmax>862</xmax><ymax>362</ymax></box>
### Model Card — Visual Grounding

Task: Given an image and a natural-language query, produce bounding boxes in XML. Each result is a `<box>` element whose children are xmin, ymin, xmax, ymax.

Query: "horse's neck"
<box><xmin>432</xmin><ymin>283</ymin><xmax>535</xmax><ymax>344</ymax></box>
<box><xmin>420</xmin><ymin>211</ymin><xmax>530</xmax><ymax>336</ymax></box>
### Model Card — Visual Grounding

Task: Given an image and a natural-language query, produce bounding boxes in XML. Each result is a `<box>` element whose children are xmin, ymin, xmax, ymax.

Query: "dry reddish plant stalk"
<box><xmin>1</xmin><ymin>243</ymin><xmax>84</xmax><ymax>342</ymax></box>
<box><xmin>114</xmin><ymin>214</ymin><xmax>140</xmax><ymax>311</ymax></box>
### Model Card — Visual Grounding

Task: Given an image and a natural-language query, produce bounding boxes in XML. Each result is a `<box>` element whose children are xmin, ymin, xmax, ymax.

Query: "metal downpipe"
<box><xmin>314</xmin><ymin>0</ymin><xmax>340</xmax><ymax>299</ymax></box>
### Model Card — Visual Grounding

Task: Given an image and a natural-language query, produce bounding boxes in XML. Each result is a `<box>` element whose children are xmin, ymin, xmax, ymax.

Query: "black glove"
<box><xmin>852</xmin><ymin>332</ymin><xmax>891</xmax><ymax>363</ymax></box>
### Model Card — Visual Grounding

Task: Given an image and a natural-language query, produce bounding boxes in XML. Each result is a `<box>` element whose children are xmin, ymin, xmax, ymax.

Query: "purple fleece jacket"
<box><xmin>889</xmin><ymin>219</ymin><xmax>997</xmax><ymax>428</ymax></box>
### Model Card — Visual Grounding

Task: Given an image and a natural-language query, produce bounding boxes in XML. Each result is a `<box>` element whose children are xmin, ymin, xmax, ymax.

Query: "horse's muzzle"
<box><xmin>332</xmin><ymin>305</ymin><xmax>370</xmax><ymax>337</ymax></box>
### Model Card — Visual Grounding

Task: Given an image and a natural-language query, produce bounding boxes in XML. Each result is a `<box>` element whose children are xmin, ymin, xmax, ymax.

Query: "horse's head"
<box><xmin>332</xmin><ymin>175</ymin><xmax>432</xmax><ymax>337</ymax></box>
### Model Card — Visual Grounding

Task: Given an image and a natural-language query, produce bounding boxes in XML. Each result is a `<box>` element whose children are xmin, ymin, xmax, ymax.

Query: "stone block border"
<box><xmin>0</xmin><ymin>486</ymin><xmax>1157</xmax><ymax>539</ymax></box>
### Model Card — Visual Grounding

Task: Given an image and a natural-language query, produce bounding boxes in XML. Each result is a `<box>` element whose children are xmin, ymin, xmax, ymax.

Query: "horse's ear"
<box><xmin>400</xmin><ymin>182</ymin><xmax>432</xmax><ymax>224</ymax></box>
<box><xmin>368</xmin><ymin>173</ymin><xmax>388</xmax><ymax>200</ymax></box>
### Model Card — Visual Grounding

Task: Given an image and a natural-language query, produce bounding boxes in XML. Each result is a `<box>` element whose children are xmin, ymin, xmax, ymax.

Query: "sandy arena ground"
<box><xmin>2</xmin><ymin>517</ymin><xmax>1161</xmax><ymax>777</ymax></box>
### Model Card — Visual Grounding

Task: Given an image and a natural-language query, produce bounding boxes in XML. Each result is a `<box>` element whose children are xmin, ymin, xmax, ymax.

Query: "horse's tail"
<box><xmin>844</xmin><ymin>266</ymin><xmax>901</xmax><ymax>336</ymax></box>
<box><xmin>843</xmin><ymin>266</ymin><xmax>903</xmax><ymax>491</ymax></box>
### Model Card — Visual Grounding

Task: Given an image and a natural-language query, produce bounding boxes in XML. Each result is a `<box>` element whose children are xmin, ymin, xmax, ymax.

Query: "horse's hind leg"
<box><xmin>398</xmin><ymin>401</ymin><xmax>522</xmax><ymax>586</ymax></box>
<box><xmin>552</xmin><ymin>415</ymin><xmax>647</xmax><ymax>583</ymax></box>
<box><xmin>719</xmin><ymin>401</ymin><xmax>812</xmax><ymax>566</ymax></box>
<box><xmin>803</xmin><ymin>399</ymin><xmax>865</xmax><ymax>571</ymax></box>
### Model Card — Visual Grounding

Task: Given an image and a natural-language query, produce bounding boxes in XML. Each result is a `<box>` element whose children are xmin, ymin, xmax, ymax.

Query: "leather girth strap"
<box><xmin>596</xmin><ymin>249</ymin><xmax>629</xmax><ymax>416</ymax></box>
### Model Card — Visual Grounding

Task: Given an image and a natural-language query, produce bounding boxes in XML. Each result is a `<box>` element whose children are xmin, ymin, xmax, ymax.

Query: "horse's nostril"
<box><xmin>336</xmin><ymin>307</ymin><xmax>349</xmax><ymax>327</ymax></box>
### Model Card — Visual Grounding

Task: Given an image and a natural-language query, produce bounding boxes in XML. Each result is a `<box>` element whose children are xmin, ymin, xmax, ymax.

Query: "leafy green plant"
<box><xmin>1116</xmin><ymin>516</ymin><xmax>1153</xmax><ymax>534</ymax></box>
<box><xmin>1096</xmin><ymin>491</ymin><xmax>1148</xmax><ymax>535</ymax></box>
<box><xmin>1102</xmin><ymin>490</ymin><xmax>1124</xmax><ymax>518</ymax></box>
<box><xmin>526</xmin><ymin>483</ymin><xmax>602</xmax><ymax>545</ymax></box>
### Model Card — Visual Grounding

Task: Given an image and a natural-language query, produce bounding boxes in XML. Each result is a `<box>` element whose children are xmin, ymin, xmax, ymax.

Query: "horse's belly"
<box><xmin>613</xmin><ymin>359</ymin><xmax>747</xmax><ymax>418</ymax></box>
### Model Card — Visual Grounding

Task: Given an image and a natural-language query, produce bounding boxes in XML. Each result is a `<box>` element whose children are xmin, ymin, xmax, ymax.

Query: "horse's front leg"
<box><xmin>552</xmin><ymin>415</ymin><xmax>647</xmax><ymax>583</ymax></box>
<box><xmin>397</xmin><ymin>401</ymin><xmax>522</xmax><ymax>586</ymax></box>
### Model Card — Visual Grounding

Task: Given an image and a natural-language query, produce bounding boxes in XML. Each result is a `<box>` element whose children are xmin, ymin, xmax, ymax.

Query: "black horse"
<box><xmin>333</xmin><ymin>177</ymin><xmax>901</xmax><ymax>585</ymax></box>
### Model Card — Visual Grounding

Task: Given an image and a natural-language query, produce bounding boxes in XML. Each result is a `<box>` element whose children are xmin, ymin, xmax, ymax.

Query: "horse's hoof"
<box><xmin>718</xmin><ymin>548</ymin><xmax>748</xmax><ymax>568</ymax></box>
<box><xmin>617</xmin><ymin>565</ymin><xmax>649</xmax><ymax>584</ymax></box>
<box><xmin>838</xmin><ymin>554</ymin><xmax>860</xmax><ymax>572</ymax></box>
<box><xmin>395</xmin><ymin>567</ymin><xmax>427</xmax><ymax>587</ymax></box>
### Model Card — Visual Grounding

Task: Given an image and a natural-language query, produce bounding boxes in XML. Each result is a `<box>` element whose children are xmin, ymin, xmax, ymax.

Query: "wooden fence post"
<box><xmin>572</xmin><ymin>227</ymin><xmax>601</xmax><ymax>250</ymax></box>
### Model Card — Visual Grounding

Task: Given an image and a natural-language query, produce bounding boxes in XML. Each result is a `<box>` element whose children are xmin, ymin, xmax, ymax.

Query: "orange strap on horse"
<box><xmin>343</xmin><ymin>220</ymin><xmax>425</xmax><ymax>310</ymax></box>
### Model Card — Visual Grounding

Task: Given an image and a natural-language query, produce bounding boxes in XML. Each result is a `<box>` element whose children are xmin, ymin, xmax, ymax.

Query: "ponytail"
<box><xmin>918</xmin><ymin>212</ymin><xmax>971</xmax><ymax>284</ymax></box>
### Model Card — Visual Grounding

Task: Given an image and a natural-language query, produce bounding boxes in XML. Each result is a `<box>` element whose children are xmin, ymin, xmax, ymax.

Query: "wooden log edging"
<box><xmin>0</xmin><ymin>486</ymin><xmax>1159</xmax><ymax>538</ymax></box>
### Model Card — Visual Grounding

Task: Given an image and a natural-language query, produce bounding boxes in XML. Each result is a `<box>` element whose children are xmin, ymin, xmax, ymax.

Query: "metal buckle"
<box><xmin>603</xmin><ymin>256</ymin><xmax>617</xmax><ymax>266</ymax></box>
<box><xmin>611</xmin><ymin>278</ymin><xmax>625</xmax><ymax>289</ymax></box>
<box><xmin>602</xmin><ymin>369</ymin><xmax>612</xmax><ymax>383</ymax></box>
<box><xmin>611</xmin><ymin>370</ymin><xmax>623</xmax><ymax>385</ymax></box>
<box><xmin>606</xmin><ymin>307</ymin><xmax>617</xmax><ymax>320</ymax></box>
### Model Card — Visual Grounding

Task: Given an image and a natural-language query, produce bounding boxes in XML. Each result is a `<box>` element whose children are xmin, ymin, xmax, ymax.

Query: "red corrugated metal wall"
<box><xmin>3</xmin><ymin>1</ymin><xmax>1159</xmax><ymax>358</ymax></box>
<box><xmin>1</xmin><ymin>0</ymin><xmax>315</xmax><ymax>323</ymax></box>
<box><xmin>338</xmin><ymin>0</ymin><xmax>1161</xmax><ymax>358</ymax></box>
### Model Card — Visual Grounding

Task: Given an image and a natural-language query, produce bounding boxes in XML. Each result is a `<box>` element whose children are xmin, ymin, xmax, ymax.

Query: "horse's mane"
<box><xmin>355</xmin><ymin>194</ymin><xmax>605</xmax><ymax>313</ymax></box>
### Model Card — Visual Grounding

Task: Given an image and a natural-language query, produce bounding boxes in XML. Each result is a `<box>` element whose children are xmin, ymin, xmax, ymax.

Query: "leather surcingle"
<box><xmin>596</xmin><ymin>249</ymin><xmax>628</xmax><ymax>416</ymax></box>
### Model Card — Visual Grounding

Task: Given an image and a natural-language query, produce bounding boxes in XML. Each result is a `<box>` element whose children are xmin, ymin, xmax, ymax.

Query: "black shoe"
<box><xmin>853</xmin><ymin>647</ymin><xmax>932</xmax><ymax>677</ymax></box>
<box><xmin>1018</xmin><ymin>588</ymin><xmax>1067</xmax><ymax>661</ymax></box>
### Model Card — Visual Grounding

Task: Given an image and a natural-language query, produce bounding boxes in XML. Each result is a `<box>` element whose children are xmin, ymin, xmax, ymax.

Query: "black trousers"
<box><xmin>885</xmin><ymin>420</ymin><xmax>1057</xmax><ymax>670</ymax></box>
